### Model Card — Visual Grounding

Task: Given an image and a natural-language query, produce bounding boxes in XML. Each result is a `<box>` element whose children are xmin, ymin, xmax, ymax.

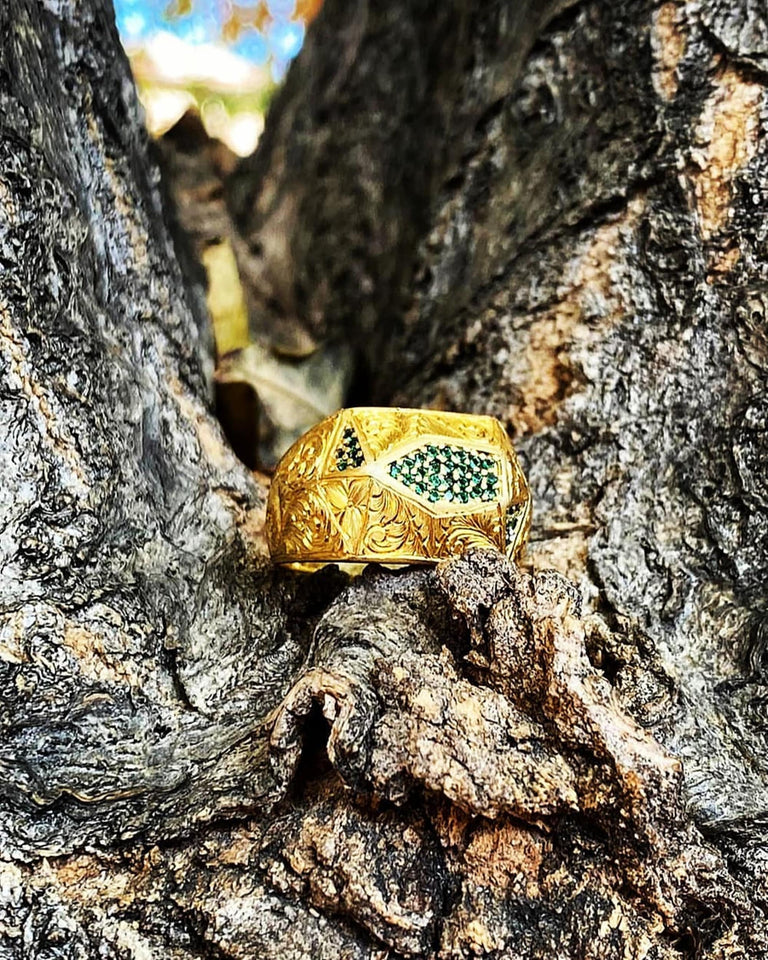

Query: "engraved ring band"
<box><xmin>266</xmin><ymin>407</ymin><xmax>531</xmax><ymax>568</ymax></box>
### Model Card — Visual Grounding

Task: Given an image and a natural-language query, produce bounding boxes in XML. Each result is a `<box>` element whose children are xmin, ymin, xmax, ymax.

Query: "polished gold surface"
<box><xmin>266</xmin><ymin>407</ymin><xmax>531</xmax><ymax>567</ymax></box>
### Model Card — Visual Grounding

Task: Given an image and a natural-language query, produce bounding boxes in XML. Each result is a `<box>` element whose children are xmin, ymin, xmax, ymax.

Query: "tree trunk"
<box><xmin>2</xmin><ymin>0</ymin><xmax>768</xmax><ymax>958</ymax></box>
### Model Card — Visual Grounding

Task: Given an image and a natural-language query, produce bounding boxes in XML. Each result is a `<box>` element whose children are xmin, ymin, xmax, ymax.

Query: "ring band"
<box><xmin>266</xmin><ymin>407</ymin><xmax>531</xmax><ymax>567</ymax></box>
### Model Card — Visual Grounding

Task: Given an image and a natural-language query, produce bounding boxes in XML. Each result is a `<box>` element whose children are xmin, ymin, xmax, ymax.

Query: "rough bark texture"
<box><xmin>3</xmin><ymin>0</ymin><xmax>768</xmax><ymax>958</ymax></box>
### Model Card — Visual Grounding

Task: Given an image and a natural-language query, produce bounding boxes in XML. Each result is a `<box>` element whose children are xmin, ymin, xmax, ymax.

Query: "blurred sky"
<box><xmin>114</xmin><ymin>0</ymin><xmax>306</xmax><ymax>76</ymax></box>
<box><xmin>114</xmin><ymin>0</ymin><xmax>312</xmax><ymax>154</ymax></box>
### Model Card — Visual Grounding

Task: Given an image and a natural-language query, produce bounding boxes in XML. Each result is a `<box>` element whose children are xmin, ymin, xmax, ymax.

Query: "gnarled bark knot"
<box><xmin>271</xmin><ymin>551</ymin><xmax>677</xmax><ymax>820</ymax></box>
<box><xmin>266</xmin><ymin>550</ymin><xmax>746</xmax><ymax>956</ymax></box>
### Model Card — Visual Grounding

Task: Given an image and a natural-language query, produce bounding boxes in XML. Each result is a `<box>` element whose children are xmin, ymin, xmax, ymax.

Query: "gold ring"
<box><xmin>266</xmin><ymin>407</ymin><xmax>530</xmax><ymax>567</ymax></box>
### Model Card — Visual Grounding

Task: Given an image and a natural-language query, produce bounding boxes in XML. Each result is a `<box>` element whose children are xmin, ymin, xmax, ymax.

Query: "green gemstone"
<box><xmin>388</xmin><ymin>443</ymin><xmax>503</xmax><ymax>504</ymax></box>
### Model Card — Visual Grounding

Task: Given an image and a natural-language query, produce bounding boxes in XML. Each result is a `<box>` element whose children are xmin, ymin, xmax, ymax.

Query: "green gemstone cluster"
<box><xmin>388</xmin><ymin>444</ymin><xmax>498</xmax><ymax>504</ymax></box>
<box><xmin>505</xmin><ymin>502</ymin><xmax>525</xmax><ymax>546</ymax></box>
<box><xmin>335</xmin><ymin>426</ymin><xmax>365</xmax><ymax>471</ymax></box>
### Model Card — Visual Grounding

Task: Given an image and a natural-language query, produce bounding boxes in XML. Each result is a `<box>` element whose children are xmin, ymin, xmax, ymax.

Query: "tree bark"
<box><xmin>2</xmin><ymin>0</ymin><xmax>768</xmax><ymax>958</ymax></box>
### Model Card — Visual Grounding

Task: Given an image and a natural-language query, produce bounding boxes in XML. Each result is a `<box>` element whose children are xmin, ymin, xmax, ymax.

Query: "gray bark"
<box><xmin>0</xmin><ymin>0</ymin><xmax>288</xmax><ymax>853</ymax></box>
<box><xmin>2</xmin><ymin>0</ymin><xmax>768</xmax><ymax>958</ymax></box>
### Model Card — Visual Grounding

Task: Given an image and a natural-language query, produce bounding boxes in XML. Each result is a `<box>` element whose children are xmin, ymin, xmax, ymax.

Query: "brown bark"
<box><xmin>3</xmin><ymin>0</ymin><xmax>768</xmax><ymax>958</ymax></box>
